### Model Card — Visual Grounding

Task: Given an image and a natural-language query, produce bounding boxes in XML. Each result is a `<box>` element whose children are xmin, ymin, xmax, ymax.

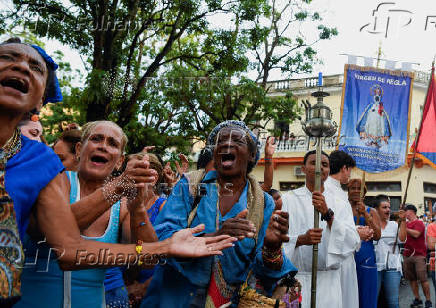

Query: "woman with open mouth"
<box><xmin>16</xmin><ymin>120</ymin><xmax>161</xmax><ymax>307</ymax></box>
<box><xmin>141</xmin><ymin>120</ymin><xmax>297</xmax><ymax>308</ymax></box>
<box><xmin>0</xmin><ymin>38</ymin><xmax>236</xmax><ymax>307</ymax></box>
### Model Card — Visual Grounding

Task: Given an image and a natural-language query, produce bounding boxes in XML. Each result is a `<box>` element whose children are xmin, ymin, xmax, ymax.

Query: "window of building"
<box><xmin>423</xmin><ymin>182</ymin><xmax>436</xmax><ymax>194</ymax></box>
<box><xmin>366</xmin><ymin>182</ymin><xmax>401</xmax><ymax>192</ymax></box>
<box><xmin>280</xmin><ymin>182</ymin><xmax>304</xmax><ymax>191</ymax></box>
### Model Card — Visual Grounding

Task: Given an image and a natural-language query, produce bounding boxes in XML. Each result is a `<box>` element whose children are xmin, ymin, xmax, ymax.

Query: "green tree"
<box><xmin>2</xmin><ymin>0</ymin><xmax>337</xmax><ymax>152</ymax></box>
<box><xmin>39</xmin><ymin>51</ymin><xmax>86</xmax><ymax>144</ymax></box>
<box><xmin>140</xmin><ymin>0</ymin><xmax>337</xmax><ymax>141</ymax></box>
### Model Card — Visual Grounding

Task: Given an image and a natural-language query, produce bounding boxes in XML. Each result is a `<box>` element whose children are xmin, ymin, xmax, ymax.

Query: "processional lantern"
<box><xmin>300</xmin><ymin>73</ymin><xmax>337</xmax><ymax>308</ymax></box>
<box><xmin>301</xmin><ymin>74</ymin><xmax>337</xmax><ymax>138</ymax></box>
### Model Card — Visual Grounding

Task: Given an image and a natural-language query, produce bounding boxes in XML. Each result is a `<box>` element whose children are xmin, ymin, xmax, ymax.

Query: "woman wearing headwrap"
<box><xmin>0</xmin><ymin>39</ymin><xmax>235</xmax><ymax>307</ymax></box>
<box><xmin>142</xmin><ymin>120</ymin><xmax>296</xmax><ymax>308</ymax></box>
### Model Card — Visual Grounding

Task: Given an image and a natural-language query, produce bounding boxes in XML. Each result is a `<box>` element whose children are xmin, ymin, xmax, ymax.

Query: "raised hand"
<box><xmin>264</xmin><ymin>210</ymin><xmax>289</xmax><ymax>249</ymax></box>
<box><xmin>166</xmin><ymin>224</ymin><xmax>237</xmax><ymax>257</ymax></box>
<box><xmin>124</xmin><ymin>152</ymin><xmax>155</xmax><ymax>210</ymax></box>
<box><xmin>122</xmin><ymin>148</ymin><xmax>157</xmax><ymax>188</ymax></box>
<box><xmin>163</xmin><ymin>162</ymin><xmax>177</xmax><ymax>186</ymax></box>
<box><xmin>175</xmin><ymin>153</ymin><xmax>189</xmax><ymax>175</ymax></box>
<box><xmin>398</xmin><ymin>209</ymin><xmax>406</xmax><ymax>221</ymax></box>
<box><xmin>141</xmin><ymin>146</ymin><xmax>155</xmax><ymax>153</ymax></box>
<box><xmin>264</xmin><ymin>136</ymin><xmax>276</xmax><ymax>158</ymax></box>
<box><xmin>215</xmin><ymin>209</ymin><xmax>256</xmax><ymax>240</ymax></box>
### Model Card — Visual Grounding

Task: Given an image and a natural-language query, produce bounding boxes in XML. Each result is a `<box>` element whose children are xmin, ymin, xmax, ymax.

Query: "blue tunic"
<box><xmin>354</xmin><ymin>207</ymin><xmax>378</xmax><ymax>308</ymax></box>
<box><xmin>5</xmin><ymin>136</ymin><xmax>64</xmax><ymax>240</ymax></box>
<box><xmin>141</xmin><ymin>171</ymin><xmax>296</xmax><ymax>308</ymax></box>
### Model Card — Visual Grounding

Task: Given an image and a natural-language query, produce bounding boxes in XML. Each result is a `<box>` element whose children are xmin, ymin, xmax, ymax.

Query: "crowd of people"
<box><xmin>1</xmin><ymin>37</ymin><xmax>436</xmax><ymax>308</ymax></box>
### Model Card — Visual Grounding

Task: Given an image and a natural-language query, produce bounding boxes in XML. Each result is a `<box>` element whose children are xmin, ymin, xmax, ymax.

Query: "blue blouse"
<box><xmin>141</xmin><ymin>171</ymin><xmax>296</xmax><ymax>308</ymax></box>
<box><xmin>5</xmin><ymin>136</ymin><xmax>64</xmax><ymax>240</ymax></box>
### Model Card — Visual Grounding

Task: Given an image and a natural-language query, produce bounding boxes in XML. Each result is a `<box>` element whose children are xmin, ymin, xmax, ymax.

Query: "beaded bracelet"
<box><xmin>262</xmin><ymin>246</ymin><xmax>282</xmax><ymax>260</ymax></box>
<box><xmin>102</xmin><ymin>174</ymin><xmax>137</xmax><ymax>205</ymax></box>
<box><xmin>135</xmin><ymin>241</ymin><xmax>143</xmax><ymax>266</ymax></box>
<box><xmin>262</xmin><ymin>247</ymin><xmax>283</xmax><ymax>264</ymax></box>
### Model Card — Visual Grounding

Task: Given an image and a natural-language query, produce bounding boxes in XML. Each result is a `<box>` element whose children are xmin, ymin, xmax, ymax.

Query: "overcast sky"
<box><xmin>1</xmin><ymin>0</ymin><xmax>436</xmax><ymax>83</ymax></box>
<box><xmin>311</xmin><ymin>0</ymin><xmax>436</xmax><ymax>75</ymax></box>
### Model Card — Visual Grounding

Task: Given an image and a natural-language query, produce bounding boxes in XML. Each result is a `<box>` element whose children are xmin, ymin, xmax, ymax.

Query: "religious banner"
<box><xmin>338</xmin><ymin>64</ymin><xmax>414</xmax><ymax>173</ymax></box>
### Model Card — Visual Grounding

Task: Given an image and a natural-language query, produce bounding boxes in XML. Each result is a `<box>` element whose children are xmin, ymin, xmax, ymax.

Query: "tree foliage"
<box><xmin>1</xmin><ymin>0</ymin><xmax>337</xmax><ymax>153</ymax></box>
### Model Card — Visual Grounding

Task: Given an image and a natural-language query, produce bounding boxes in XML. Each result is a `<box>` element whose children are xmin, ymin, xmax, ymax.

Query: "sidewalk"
<box><xmin>399</xmin><ymin>278</ymin><xmax>435</xmax><ymax>308</ymax></box>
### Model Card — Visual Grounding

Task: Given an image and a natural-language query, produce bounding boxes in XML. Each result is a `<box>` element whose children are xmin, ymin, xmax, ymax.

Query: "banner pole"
<box><xmin>311</xmin><ymin>136</ymin><xmax>322</xmax><ymax>308</ymax></box>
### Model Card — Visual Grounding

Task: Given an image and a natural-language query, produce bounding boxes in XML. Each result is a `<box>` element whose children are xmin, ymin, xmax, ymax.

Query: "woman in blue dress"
<box><xmin>142</xmin><ymin>120</ymin><xmax>297</xmax><ymax>308</ymax></box>
<box><xmin>348</xmin><ymin>179</ymin><xmax>382</xmax><ymax>308</ymax></box>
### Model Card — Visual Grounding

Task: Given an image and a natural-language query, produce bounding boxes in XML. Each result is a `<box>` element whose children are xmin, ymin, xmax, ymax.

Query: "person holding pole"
<box><xmin>282</xmin><ymin>150</ymin><xmax>360</xmax><ymax>308</ymax></box>
<box><xmin>400</xmin><ymin>204</ymin><xmax>432</xmax><ymax>308</ymax></box>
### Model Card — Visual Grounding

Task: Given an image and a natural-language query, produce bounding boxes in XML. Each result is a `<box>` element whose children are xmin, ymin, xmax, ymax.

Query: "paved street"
<box><xmin>399</xmin><ymin>278</ymin><xmax>435</xmax><ymax>308</ymax></box>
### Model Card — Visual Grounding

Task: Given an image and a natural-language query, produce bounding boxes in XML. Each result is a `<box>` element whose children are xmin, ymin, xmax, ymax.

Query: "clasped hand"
<box><xmin>214</xmin><ymin>209</ymin><xmax>256</xmax><ymax>240</ymax></box>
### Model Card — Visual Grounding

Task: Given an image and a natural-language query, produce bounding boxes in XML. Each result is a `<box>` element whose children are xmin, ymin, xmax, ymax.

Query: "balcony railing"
<box><xmin>266</xmin><ymin>71</ymin><xmax>429</xmax><ymax>94</ymax></box>
<box><xmin>259</xmin><ymin>134</ymin><xmax>416</xmax><ymax>153</ymax></box>
<box><xmin>259</xmin><ymin>135</ymin><xmax>338</xmax><ymax>153</ymax></box>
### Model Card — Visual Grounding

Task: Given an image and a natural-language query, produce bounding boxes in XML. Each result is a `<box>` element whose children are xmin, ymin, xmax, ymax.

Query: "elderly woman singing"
<box><xmin>142</xmin><ymin>120</ymin><xmax>296</xmax><ymax>308</ymax></box>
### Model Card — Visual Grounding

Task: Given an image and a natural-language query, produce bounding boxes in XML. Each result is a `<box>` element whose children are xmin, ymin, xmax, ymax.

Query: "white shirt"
<box><xmin>324</xmin><ymin>177</ymin><xmax>348</xmax><ymax>203</ymax></box>
<box><xmin>374</xmin><ymin>221</ymin><xmax>402</xmax><ymax>273</ymax></box>
<box><xmin>324</xmin><ymin>176</ymin><xmax>360</xmax><ymax>308</ymax></box>
<box><xmin>282</xmin><ymin>186</ymin><xmax>360</xmax><ymax>308</ymax></box>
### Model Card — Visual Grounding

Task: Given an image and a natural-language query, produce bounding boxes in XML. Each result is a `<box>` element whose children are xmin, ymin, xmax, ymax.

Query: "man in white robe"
<box><xmin>324</xmin><ymin>150</ymin><xmax>361</xmax><ymax>308</ymax></box>
<box><xmin>283</xmin><ymin>150</ymin><xmax>360</xmax><ymax>308</ymax></box>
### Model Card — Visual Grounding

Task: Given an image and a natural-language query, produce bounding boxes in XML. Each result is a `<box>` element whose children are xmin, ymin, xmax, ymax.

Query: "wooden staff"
<box><xmin>360</xmin><ymin>171</ymin><xmax>366</xmax><ymax>199</ymax></box>
<box><xmin>355</xmin><ymin>171</ymin><xmax>366</xmax><ymax>224</ymax></box>
<box><xmin>393</xmin><ymin>62</ymin><xmax>434</xmax><ymax>253</ymax></box>
<box><xmin>311</xmin><ymin>136</ymin><xmax>322</xmax><ymax>308</ymax></box>
<box><xmin>402</xmin><ymin>63</ymin><xmax>434</xmax><ymax>207</ymax></box>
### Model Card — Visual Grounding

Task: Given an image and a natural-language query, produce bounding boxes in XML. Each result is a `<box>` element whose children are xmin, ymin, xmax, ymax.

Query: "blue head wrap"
<box><xmin>31</xmin><ymin>45</ymin><xmax>63</xmax><ymax>104</ymax></box>
<box><xmin>207</xmin><ymin>120</ymin><xmax>261</xmax><ymax>166</ymax></box>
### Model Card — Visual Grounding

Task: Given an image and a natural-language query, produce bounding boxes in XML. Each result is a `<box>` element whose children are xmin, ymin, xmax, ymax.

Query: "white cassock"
<box><xmin>282</xmin><ymin>186</ymin><xmax>360</xmax><ymax>308</ymax></box>
<box><xmin>324</xmin><ymin>177</ymin><xmax>360</xmax><ymax>308</ymax></box>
